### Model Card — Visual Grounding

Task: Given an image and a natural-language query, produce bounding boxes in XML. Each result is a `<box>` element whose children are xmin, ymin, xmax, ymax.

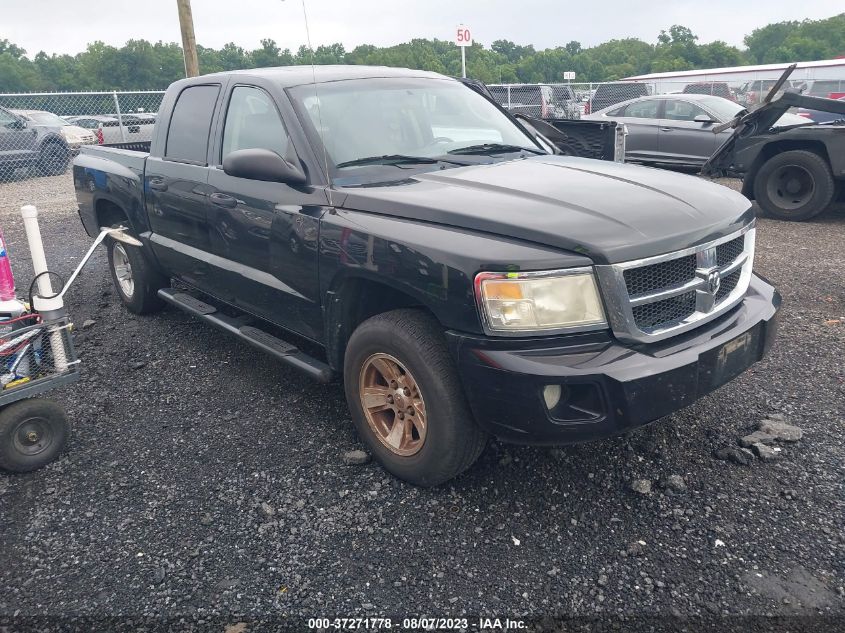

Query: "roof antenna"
<box><xmin>299</xmin><ymin>0</ymin><xmax>333</xmax><ymax>205</ymax></box>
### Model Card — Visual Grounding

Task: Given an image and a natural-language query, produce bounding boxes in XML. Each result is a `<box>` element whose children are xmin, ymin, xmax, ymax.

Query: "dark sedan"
<box><xmin>584</xmin><ymin>94</ymin><xmax>808</xmax><ymax>167</ymax></box>
<box><xmin>797</xmin><ymin>95</ymin><xmax>845</xmax><ymax>124</ymax></box>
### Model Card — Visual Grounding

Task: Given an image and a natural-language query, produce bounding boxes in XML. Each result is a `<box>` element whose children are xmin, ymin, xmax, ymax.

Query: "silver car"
<box><xmin>584</xmin><ymin>94</ymin><xmax>808</xmax><ymax>167</ymax></box>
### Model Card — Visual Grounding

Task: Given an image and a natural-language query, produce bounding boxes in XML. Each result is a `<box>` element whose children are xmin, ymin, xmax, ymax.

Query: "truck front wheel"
<box><xmin>343</xmin><ymin>309</ymin><xmax>487</xmax><ymax>486</ymax></box>
<box><xmin>753</xmin><ymin>150</ymin><xmax>835</xmax><ymax>221</ymax></box>
<box><xmin>106</xmin><ymin>238</ymin><xmax>167</xmax><ymax>314</ymax></box>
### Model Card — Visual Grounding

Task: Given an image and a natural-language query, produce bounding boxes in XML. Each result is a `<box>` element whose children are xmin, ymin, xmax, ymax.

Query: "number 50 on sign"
<box><xmin>455</xmin><ymin>25</ymin><xmax>472</xmax><ymax>47</ymax></box>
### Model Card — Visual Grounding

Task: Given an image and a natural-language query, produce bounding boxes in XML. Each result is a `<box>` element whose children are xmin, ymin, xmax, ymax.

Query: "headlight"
<box><xmin>61</xmin><ymin>130</ymin><xmax>81</xmax><ymax>143</ymax></box>
<box><xmin>475</xmin><ymin>268</ymin><xmax>606</xmax><ymax>335</ymax></box>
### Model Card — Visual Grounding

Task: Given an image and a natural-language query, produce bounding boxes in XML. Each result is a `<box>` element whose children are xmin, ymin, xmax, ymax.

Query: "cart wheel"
<box><xmin>0</xmin><ymin>399</ymin><xmax>69</xmax><ymax>473</ymax></box>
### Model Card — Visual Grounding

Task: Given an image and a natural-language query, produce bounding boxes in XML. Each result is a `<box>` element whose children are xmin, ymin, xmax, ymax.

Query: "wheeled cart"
<box><xmin>0</xmin><ymin>204</ymin><xmax>138</xmax><ymax>472</ymax></box>
<box><xmin>0</xmin><ymin>316</ymin><xmax>78</xmax><ymax>471</ymax></box>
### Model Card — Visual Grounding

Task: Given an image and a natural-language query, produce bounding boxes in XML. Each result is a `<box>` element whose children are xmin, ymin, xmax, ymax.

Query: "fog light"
<box><xmin>543</xmin><ymin>385</ymin><xmax>562</xmax><ymax>410</ymax></box>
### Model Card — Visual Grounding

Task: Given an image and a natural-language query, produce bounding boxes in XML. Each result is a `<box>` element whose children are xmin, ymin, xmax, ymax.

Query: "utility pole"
<box><xmin>176</xmin><ymin>0</ymin><xmax>199</xmax><ymax>77</ymax></box>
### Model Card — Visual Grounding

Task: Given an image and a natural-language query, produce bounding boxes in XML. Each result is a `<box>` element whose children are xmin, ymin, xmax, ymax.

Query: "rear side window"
<box><xmin>510</xmin><ymin>87</ymin><xmax>541</xmax><ymax>104</ymax></box>
<box><xmin>489</xmin><ymin>86</ymin><xmax>507</xmax><ymax>102</ymax></box>
<box><xmin>165</xmin><ymin>84</ymin><xmax>220</xmax><ymax>163</ymax></box>
<box><xmin>622</xmin><ymin>99</ymin><xmax>661</xmax><ymax>119</ymax></box>
<box><xmin>554</xmin><ymin>87</ymin><xmax>574</xmax><ymax>101</ymax></box>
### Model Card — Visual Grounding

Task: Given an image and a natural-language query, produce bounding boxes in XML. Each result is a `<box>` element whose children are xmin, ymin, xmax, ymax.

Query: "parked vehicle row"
<box><xmin>0</xmin><ymin>106</ymin><xmax>158</xmax><ymax>179</ymax></box>
<box><xmin>10</xmin><ymin>110</ymin><xmax>97</xmax><ymax>152</ymax></box>
<box><xmin>66</xmin><ymin>114</ymin><xmax>156</xmax><ymax>144</ymax></box>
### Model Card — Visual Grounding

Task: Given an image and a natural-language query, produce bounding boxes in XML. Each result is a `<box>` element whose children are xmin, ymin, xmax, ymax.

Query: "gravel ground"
<box><xmin>0</xmin><ymin>172</ymin><xmax>843</xmax><ymax>631</ymax></box>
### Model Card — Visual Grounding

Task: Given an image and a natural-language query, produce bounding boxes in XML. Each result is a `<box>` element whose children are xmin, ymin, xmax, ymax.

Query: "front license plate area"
<box><xmin>699</xmin><ymin>325</ymin><xmax>762</xmax><ymax>393</ymax></box>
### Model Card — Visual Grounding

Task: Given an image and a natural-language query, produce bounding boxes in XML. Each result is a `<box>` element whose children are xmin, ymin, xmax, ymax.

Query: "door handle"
<box><xmin>209</xmin><ymin>192</ymin><xmax>238</xmax><ymax>208</ymax></box>
<box><xmin>659</xmin><ymin>127</ymin><xmax>674</xmax><ymax>132</ymax></box>
<box><xmin>148</xmin><ymin>178</ymin><xmax>168</xmax><ymax>191</ymax></box>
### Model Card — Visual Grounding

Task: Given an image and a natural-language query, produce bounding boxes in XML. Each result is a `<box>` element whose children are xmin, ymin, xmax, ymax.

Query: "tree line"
<box><xmin>0</xmin><ymin>13</ymin><xmax>843</xmax><ymax>92</ymax></box>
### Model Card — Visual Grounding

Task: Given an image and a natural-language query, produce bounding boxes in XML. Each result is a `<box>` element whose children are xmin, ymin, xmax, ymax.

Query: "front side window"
<box><xmin>622</xmin><ymin>99</ymin><xmax>660</xmax><ymax>119</ymax></box>
<box><xmin>221</xmin><ymin>86</ymin><xmax>290</xmax><ymax>162</ymax></box>
<box><xmin>165</xmin><ymin>84</ymin><xmax>220</xmax><ymax>163</ymax></box>
<box><xmin>289</xmin><ymin>77</ymin><xmax>539</xmax><ymax>176</ymax></box>
<box><xmin>663</xmin><ymin>100</ymin><xmax>707</xmax><ymax>121</ymax></box>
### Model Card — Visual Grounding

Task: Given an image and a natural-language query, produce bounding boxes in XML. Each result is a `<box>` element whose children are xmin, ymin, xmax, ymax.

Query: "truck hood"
<box><xmin>339</xmin><ymin>156</ymin><xmax>753</xmax><ymax>265</ymax></box>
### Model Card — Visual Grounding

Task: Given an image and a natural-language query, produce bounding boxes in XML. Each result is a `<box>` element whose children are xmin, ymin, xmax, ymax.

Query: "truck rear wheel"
<box><xmin>107</xmin><ymin>237</ymin><xmax>167</xmax><ymax>314</ymax></box>
<box><xmin>753</xmin><ymin>150</ymin><xmax>834</xmax><ymax>221</ymax></box>
<box><xmin>343</xmin><ymin>309</ymin><xmax>487</xmax><ymax>486</ymax></box>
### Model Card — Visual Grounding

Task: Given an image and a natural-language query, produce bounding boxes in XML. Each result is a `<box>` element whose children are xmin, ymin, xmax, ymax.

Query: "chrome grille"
<box><xmin>716</xmin><ymin>236</ymin><xmax>744</xmax><ymax>267</ymax></box>
<box><xmin>595</xmin><ymin>224</ymin><xmax>756</xmax><ymax>343</ymax></box>
<box><xmin>631</xmin><ymin>291</ymin><xmax>697</xmax><ymax>329</ymax></box>
<box><xmin>623</xmin><ymin>255</ymin><xmax>696</xmax><ymax>296</ymax></box>
<box><xmin>714</xmin><ymin>268</ymin><xmax>741</xmax><ymax>303</ymax></box>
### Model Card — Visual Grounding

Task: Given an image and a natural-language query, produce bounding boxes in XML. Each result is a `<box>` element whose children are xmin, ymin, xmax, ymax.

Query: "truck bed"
<box><xmin>75</xmin><ymin>143</ymin><xmax>148</xmax><ymax>174</ymax></box>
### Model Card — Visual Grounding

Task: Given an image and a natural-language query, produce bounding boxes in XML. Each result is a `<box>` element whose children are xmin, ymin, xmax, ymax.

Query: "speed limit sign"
<box><xmin>455</xmin><ymin>24</ymin><xmax>473</xmax><ymax>47</ymax></box>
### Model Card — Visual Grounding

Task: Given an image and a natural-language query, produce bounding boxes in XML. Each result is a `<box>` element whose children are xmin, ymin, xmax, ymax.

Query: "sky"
<box><xmin>4</xmin><ymin>0</ymin><xmax>843</xmax><ymax>57</ymax></box>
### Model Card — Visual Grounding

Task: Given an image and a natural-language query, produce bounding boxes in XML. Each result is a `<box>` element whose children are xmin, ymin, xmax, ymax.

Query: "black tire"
<box><xmin>343</xmin><ymin>309</ymin><xmax>487</xmax><ymax>486</ymax></box>
<box><xmin>106</xmin><ymin>236</ymin><xmax>167</xmax><ymax>314</ymax></box>
<box><xmin>0</xmin><ymin>399</ymin><xmax>69</xmax><ymax>473</ymax></box>
<box><xmin>753</xmin><ymin>150</ymin><xmax>835</xmax><ymax>221</ymax></box>
<box><xmin>36</xmin><ymin>141</ymin><xmax>70</xmax><ymax>176</ymax></box>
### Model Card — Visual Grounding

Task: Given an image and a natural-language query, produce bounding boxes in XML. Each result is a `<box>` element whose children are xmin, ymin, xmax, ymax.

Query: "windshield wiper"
<box><xmin>336</xmin><ymin>154</ymin><xmax>469</xmax><ymax>168</ymax></box>
<box><xmin>447</xmin><ymin>143</ymin><xmax>545</xmax><ymax>156</ymax></box>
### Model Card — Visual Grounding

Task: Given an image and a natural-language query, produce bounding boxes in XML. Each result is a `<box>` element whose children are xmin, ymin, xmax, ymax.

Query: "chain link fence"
<box><xmin>0</xmin><ymin>91</ymin><xmax>164</xmax><ymax>181</ymax></box>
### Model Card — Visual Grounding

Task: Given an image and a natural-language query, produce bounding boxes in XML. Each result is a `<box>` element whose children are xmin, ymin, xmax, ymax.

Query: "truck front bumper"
<box><xmin>447</xmin><ymin>274</ymin><xmax>780</xmax><ymax>445</ymax></box>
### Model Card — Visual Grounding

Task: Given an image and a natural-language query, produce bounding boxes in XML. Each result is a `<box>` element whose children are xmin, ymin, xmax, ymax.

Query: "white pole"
<box><xmin>20</xmin><ymin>205</ymin><xmax>68</xmax><ymax>372</ymax></box>
<box><xmin>20</xmin><ymin>205</ymin><xmax>54</xmax><ymax>300</ymax></box>
<box><xmin>461</xmin><ymin>46</ymin><xmax>466</xmax><ymax>78</ymax></box>
<box><xmin>113</xmin><ymin>91</ymin><xmax>127</xmax><ymax>142</ymax></box>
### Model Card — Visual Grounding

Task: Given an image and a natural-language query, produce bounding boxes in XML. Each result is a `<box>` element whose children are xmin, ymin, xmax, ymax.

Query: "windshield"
<box><xmin>288</xmin><ymin>77</ymin><xmax>542</xmax><ymax>180</ymax></box>
<box><xmin>698</xmin><ymin>96</ymin><xmax>745</xmax><ymax>120</ymax></box>
<box><xmin>698</xmin><ymin>96</ymin><xmax>810</xmax><ymax>127</ymax></box>
<box><xmin>23</xmin><ymin>111</ymin><xmax>69</xmax><ymax>126</ymax></box>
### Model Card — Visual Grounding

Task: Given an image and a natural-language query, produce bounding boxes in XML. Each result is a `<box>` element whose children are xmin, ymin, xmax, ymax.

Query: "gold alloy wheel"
<box><xmin>358</xmin><ymin>353</ymin><xmax>427</xmax><ymax>456</ymax></box>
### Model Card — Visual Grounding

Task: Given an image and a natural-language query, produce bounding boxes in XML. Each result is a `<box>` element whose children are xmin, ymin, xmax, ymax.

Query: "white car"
<box><xmin>11</xmin><ymin>110</ymin><xmax>96</xmax><ymax>153</ymax></box>
<box><xmin>66</xmin><ymin>114</ymin><xmax>156</xmax><ymax>145</ymax></box>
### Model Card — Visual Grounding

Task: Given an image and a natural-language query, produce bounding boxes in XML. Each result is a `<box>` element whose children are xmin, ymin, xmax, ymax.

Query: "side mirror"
<box><xmin>6</xmin><ymin>118</ymin><xmax>26</xmax><ymax>130</ymax></box>
<box><xmin>222</xmin><ymin>148</ymin><xmax>307</xmax><ymax>185</ymax></box>
<box><xmin>694</xmin><ymin>114</ymin><xmax>715</xmax><ymax>124</ymax></box>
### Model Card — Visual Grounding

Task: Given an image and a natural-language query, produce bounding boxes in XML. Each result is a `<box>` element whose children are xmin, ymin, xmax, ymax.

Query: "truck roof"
<box><xmin>194</xmin><ymin>65</ymin><xmax>449</xmax><ymax>88</ymax></box>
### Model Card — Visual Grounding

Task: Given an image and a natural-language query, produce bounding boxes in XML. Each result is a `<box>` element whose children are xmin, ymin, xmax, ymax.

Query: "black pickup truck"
<box><xmin>73</xmin><ymin>66</ymin><xmax>780</xmax><ymax>485</ymax></box>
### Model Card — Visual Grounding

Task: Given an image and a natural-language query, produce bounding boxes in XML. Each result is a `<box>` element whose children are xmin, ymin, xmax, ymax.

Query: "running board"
<box><xmin>158</xmin><ymin>288</ymin><xmax>334</xmax><ymax>383</ymax></box>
